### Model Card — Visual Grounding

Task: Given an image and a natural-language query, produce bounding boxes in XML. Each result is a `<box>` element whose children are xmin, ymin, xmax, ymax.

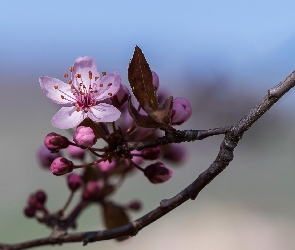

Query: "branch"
<box><xmin>1</xmin><ymin>70</ymin><xmax>295</xmax><ymax>249</ymax></box>
<box><xmin>127</xmin><ymin>126</ymin><xmax>232</xmax><ymax>151</ymax></box>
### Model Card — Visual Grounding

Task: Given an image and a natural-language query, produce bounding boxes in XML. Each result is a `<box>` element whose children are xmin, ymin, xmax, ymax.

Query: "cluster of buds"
<box><xmin>31</xmin><ymin>47</ymin><xmax>191</xmax><ymax>235</ymax></box>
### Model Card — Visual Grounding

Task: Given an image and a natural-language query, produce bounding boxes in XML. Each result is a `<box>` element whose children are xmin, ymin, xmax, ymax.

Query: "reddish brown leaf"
<box><xmin>102</xmin><ymin>201</ymin><xmax>130</xmax><ymax>241</ymax></box>
<box><xmin>128</xmin><ymin>46</ymin><xmax>158</xmax><ymax>112</ymax></box>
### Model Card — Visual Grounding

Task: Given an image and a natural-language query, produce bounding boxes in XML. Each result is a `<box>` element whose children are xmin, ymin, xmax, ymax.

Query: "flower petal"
<box><xmin>40</xmin><ymin>76</ymin><xmax>74</xmax><ymax>104</ymax></box>
<box><xmin>72</xmin><ymin>56</ymin><xmax>100</xmax><ymax>88</ymax></box>
<box><xmin>88</xmin><ymin>103</ymin><xmax>121</xmax><ymax>123</ymax></box>
<box><xmin>95</xmin><ymin>71</ymin><xmax>121</xmax><ymax>101</ymax></box>
<box><xmin>51</xmin><ymin>107</ymin><xmax>86</xmax><ymax>129</ymax></box>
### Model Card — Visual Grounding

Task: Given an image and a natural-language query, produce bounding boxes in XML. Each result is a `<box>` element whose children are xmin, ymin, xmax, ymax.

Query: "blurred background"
<box><xmin>1</xmin><ymin>0</ymin><xmax>295</xmax><ymax>249</ymax></box>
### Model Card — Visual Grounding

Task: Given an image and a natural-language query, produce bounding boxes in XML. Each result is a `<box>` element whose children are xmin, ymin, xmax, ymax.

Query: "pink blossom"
<box><xmin>40</xmin><ymin>56</ymin><xmax>121</xmax><ymax>129</ymax></box>
<box><xmin>73</xmin><ymin>126</ymin><xmax>97</xmax><ymax>148</ymax></box>
<box><xmin>171</xmin><ymin>97</ymin><xmax>192</xmax><ymax>125</ymax></box>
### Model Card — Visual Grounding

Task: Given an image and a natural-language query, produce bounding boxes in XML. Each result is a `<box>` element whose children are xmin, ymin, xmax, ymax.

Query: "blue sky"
<box><xmin>1</xmin><ymin>0</ymin><xmax>295</xmax><ymax>87</ymax></box>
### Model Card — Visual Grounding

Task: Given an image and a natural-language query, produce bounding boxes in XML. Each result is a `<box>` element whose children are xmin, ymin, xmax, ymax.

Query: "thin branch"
<box><xmin>127</xmin><ymin>126</ymin><xmax>232</xmax><ymax>151</ymax></box>
<box><xmin>1</xmin><ymin>70</ymin><xmax>295</xmax><ymax>249</ymax></box>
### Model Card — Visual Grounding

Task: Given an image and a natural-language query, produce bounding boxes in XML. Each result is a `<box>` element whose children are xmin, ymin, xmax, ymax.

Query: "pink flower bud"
<box><xmin>67</xmin><ymin>144</ymin><xmax>85</xmax><ymax>159</ymax></box>
<box><xmin>82</xmin><ymin>181</ymin><xmax>104</xmax><ymax>200</ymax></box>
<box><xmin>131</xmin><ymin>150</ymin><xmax>143</xmax><ymax>165</ymax></box>
<box><xmin>171</xmin><ymin>97</ymin><xmax>192</xmax><ymax>125</ymax></box>
<box><xmin>44</xmin><ymin>133</ymin><xmax>70</xmax><ymax>152</ymax></box>
<box><xmin>73</xmin><ymin>126</ymin><xmax>97</xmax><ymax>148</ymax></box>
<box><xmin>142</xmin><ymin>146</ymin><xmax>161</xmax><ymax>160</ymax></box>
<box><xmin>98</xmin><ymin>160</ymin><xmax>116</xmax><ymax>173</ymax></box>
<box><xmin>127</xmin><ymin>200</ymin><xmax>142</xmax><ymax>211</ymax></box>
<box><xmin>35</xmin><ymin>190</ymin><xmax>47</xmax><ymax>204</ymax></box>
<box><xmin>50</xmin><ymin>157</ymin><xmax>73</xmax><ymax>176</ymax></box>
<box><xmin>144</xmin><ymin>162</ymin><xmax>173</xmax><ymax>184</ymax></box>
<box><xmin>111</xmin><ymin>84</ymin><xmax>129</xmax><ymax>108</ymax></box>
<box><xmin>163</xmin><ymin>144</ymin><xmax>186</xmax><ymax>163</ymax></box>
<box><xmin>37</xmin><ymin>145</ymin><xmax>62</xmax><ymax>168</ymax></box>
<box><xmin>67</xmin><ymin>173</ymin><xmax>83</xmax><ymax>192</ymax></box>
<box><xmin>23</xmin><ymin>206</ymin><xmax>36</xmax><ymax>218</ymax></box>
<box><xmin>152</xmin><ymin>71</ymin><xmax>160</xmax><ymax>90</ymax></box>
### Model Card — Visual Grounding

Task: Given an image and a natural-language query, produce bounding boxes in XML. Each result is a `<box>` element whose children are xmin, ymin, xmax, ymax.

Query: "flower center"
<box><xmin>54</xmin><ymin>68</ymin><xmax>113</xmax><ymax>113</ymax></box>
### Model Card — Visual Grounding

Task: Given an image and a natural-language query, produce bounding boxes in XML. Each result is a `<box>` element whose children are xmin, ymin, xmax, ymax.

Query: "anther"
<box><xmin>102</xmin><ymin>72</ymin><xmax>106</xmax><ymax>76</ymax></box>
<box><xmin>95</xmin><ymin>76</ymin><xmax>99</xmax><ymax>81</ymax></box>
<box><xmin>70</xmin><ymin>67</ymin><xmax>74</xmax><ymax>72</ymax></box>
<box><xmin>54</xmin><ymin>86</ymin><xmax>58</xmax><ymax>89</ymax></box>
<box><xmin>76</xmin><ymin>74</ymin><xmax>81</xmax><ymax>78</ymax></box>
<box><xmin>108</xmin><ymin>93</ymin><xmax>112</xmax><ymax>96</ymax></box>
<box><xmin>88</xmin><ymin>71</ymin><xmax>92</xmax><ymax>79</ymax></box>
<box><xmin>99</xmin><ymin>84</ymin><xmax>103</xmax><ymax>87</ymax></box>
<box><xmin>64</xmin><ymin>73</ymin><xmax>68</xmax><ymax>78</ymax></box>
<box><xmin>68</xmin><ymin>79</ymin><xmax>72</xmax><ymax>84</ymax></box>
<box><xmin>108</xmin><ymin>83</ymin><xmax>112</xmax><ymax>86</ymax></box>
<box><xmin>61</xmin><ymin>95</ymin><xmax>65</xmax><ymax>99</ymax></box>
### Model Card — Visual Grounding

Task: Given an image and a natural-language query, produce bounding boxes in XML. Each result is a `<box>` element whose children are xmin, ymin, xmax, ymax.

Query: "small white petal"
<box><xmin>51</xmin><ymin>107</ymin><xmax>86</xmax><ymax>129</ymax></box>
<box><xmin>88</xmin><ymin>103</ymin><xmax>121</xmax><ymax>123</ymax></box>
<box><xmin>95</xmin><ymin>72</ymin><xmax>121</xmax><ymax>101</ymax></box>
<box><xmin>39</xmin><ymin>76</ymin><xmax>74</xmax><ymax>104</ymax></box>
<box><xmin>71</xmin><ymin>56</ymin><xmax>100</xmax><ymax>88</ymax></box>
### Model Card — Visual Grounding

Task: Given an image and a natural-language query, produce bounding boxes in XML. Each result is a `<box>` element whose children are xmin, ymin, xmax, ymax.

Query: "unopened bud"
<box><xmin>73</xmin><ymin>126</ymin><xmax>97</xmax><ymax>148</ymax></box>
<box><xmin>163</xmin><ymin>144</ymin><xmax>186</xmax><ymax>163</ymax></box>
<box><xmin>142</xmin><ymin>146</ymin><xmax>161</xmax><ymax>160</ymax></box>
<box><xmin>37</xmin><ymin>145</ymin><xmax>62</xmax><ymax>168</ymax></box>
<box><xmin>144</xmin><ymin>162</ymin><xmax>173</xmax><ymax>184</ymax></box>
<box><xmin>67</xmin><ymin>173</ymin><xmax>83</xmax><ymax>192</ymax></box>
<box><xmin>67</xmin><ymin>144</ymin><xmax>85</xmax><ymax>159</ymax></box>
<box><xmin>44</xmin><ymin>133</ymin><xmax>70</xmax><ymax>152</ymax></box>
<box><xmin>82</xmin><ymin>181</ymin><xmax>103</xmax><ymax>200</ymax></box>
<box><xmin>171</xmin><ymin>97</ymin><xmax>192</xmax><ymax>125</ymax></box>
<box><xmin>35</xmin><ymin>190</ymin><xmax>47</xmax><ymax>204</ymax></box>
<box><xmin>127</xmin><ymin>200</ymin><xmax>142</xmax><ymax>211</ymax></box>
<box><xmin>23</xmin><ymin>206</ymin><xmax>36</xmax><ymax>218</ymax></box>
<box><xmin>50</xmin><ymin>157</ymin><xmax>73</xmax><ymax>176</ymax></box>
<box><xmin>111</xmin><ymin>84</ymin><xmax>129</xmax><ymax>108</ymax></box>
<box><xmin>152</xmin><ymin>71</ymin><xmax>160</xmax><ymax>90</ymax></box>
<box><xmin>131</xmin><ymin>150</ymin><xmax>143</xmax><ymax>165</ymax></box>
<box><xmin>98</xmin><ymin>160</ymin><xmax>116</xmax><ymax>173</ymax></box>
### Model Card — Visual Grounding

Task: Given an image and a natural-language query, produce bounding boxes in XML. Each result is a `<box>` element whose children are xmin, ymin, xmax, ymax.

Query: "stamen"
<box><xmin>102</xmin><ymin>72</ymin><xmax>106</xmax><ymax>76</ymax></box>
<box><xmin>88</xmin><ymin>71</ymin><xmax>92</xmax><ymax>79</ymax></box>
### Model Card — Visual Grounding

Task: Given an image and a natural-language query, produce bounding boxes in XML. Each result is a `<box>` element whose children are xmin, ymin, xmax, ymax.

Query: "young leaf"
<box><xmin>128</xmin><ymin>46</ymin><xmax>158</xmax><ymax>112</ymax></box>
<box><xmin>128</xmin><ymin>98</ymin><xmax>161</xmax><ymax>128</ymax></box>
<box><xmin>102</xmin><ymin>201</ymin><xmax>130</xmax><ymax>241</ymax></box>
